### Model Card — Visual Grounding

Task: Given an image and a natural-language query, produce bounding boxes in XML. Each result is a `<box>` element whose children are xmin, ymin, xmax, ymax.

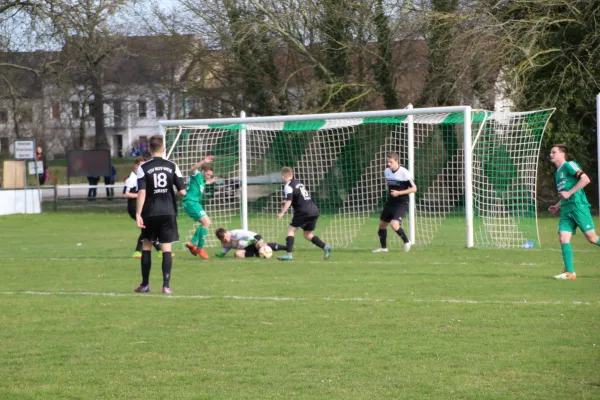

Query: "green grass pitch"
<box><xmin>0</xmin><ymin>212</ymin><xmax>599</xmax><ymax>399</ymax></box>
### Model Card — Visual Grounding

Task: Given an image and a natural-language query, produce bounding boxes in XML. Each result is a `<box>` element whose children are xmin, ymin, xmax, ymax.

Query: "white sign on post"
<box><xmin>28</xmin><ymin>161</ymin><xmax>44</xmax><ymax>175</ymax></box>
<box><xmin>15</xmin><ymin>140</ymin><xmax>36</xmax><ymax>160</ymax></box>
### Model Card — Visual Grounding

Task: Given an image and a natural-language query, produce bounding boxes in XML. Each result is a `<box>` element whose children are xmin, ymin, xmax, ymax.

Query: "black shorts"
<box><xmin>380</xmin><ymin>203</ymin><xmax>408</xmax><ymax>223</ymax></box>
<box><xmin>290</xmin><ymin>215</ymin><xmax>319</xmax><ymax>231</ymax></box>
<box><xmin>141</xmin><ymin>215</ymin><xmax>179</xmax><ymax>244</ymax></box>
<box><xmin>244</xmin><ymin>234</ymin><xmax>263</xmax><ymax>258</ymax></box>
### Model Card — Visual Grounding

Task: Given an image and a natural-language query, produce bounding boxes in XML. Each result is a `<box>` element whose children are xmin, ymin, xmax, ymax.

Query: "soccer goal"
<box><xmin>160</xmin><ymin>106</ymin><xmax>554</xmax><ymax>249</ymax></box>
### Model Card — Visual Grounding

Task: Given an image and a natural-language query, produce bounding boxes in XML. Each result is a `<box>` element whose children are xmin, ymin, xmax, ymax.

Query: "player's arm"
<box><xmin>123</xmin><ymin>184</ymin><xmax>137</xmax><ymax>199</ymax></box>
<box><xmin>277</xmin><ymin>185</ymin><xmax>293</xmax><ymax>219</ymax></box>
<box><xmin>391</xmin><ymin>175</ymin><xmax>417</xmax><ymax>197</ymax></box>
<box><xmin>559</xmin><ymin>169</ymin><xmax>590</xmax><ymax>200</ymax></box>
<box><xmin>135</xmin><ymin>168</ymin><xmax>147</xmax><ymax>228</ymax></box>
<box><xmin>215</xmin><ymin>245</ymin><xmax>231</xmax><ymax>258</ymax></box>
<box><xmin>278</xmin><ymin>200</ymin><xmax>292</xmax><ymax>219</ymax></box>
<box><xmin>548</xmin><ymin>201</ymin><xmax>561</xmax><ymax>215</ymax></box>
<box><xmin>248</xmin><ymin>234</ymin><xmax>265</xmax><ymax>249</ymax></box>
<box><xmin>391</xmin><ymin>186</ymin><xmax>417</xmax><ymax>197</ymax></box>
<box><xmin>190</xmin><ymin>155</ymin><xmax>214</xmax><ymax>174</ymax></box>
<box><xmin>135</xmin><ymin>189</ymin><xmax>146</xmax><ymax>228</ymax></box>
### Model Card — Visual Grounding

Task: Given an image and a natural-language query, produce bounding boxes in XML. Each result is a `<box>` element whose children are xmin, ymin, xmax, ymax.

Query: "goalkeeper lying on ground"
<box><xmin>215</xmin><ymin>228</ymin><xmax>287</xmax><ymax>258</ymax></box>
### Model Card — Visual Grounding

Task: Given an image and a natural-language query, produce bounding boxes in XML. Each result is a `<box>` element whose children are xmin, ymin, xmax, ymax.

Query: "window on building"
<box><xmin>0</xmin><ymin>109</ymin><xmax>7</xmax><ymax>122</ymax></box>
<box><xmin>71</xmin><ymin>102</ymin><xmax>80</xmax><ymax>118</ymax></box>
<box><xmin>19</xmin><ymin>107</ymin><xmax>33</xmax><ymax>122</ymax></box>
<box><xmin>155</xmin><ymin>100</ymin><xmax>165</xmax><ymax>117</ymax></box>
<box><xmin>52</xmin><ymin>103</ymin><xmax>60</xmax><ymax>119</ymax></box>
<box><xmin>138</xmin><ymin>100</ymin><xmax>147</xmax><ymax>117</ymax></box>
<box><xmin>113</xmin><ymin>101</ymin><xmax>122</xmax><ymax>123</ymax></box>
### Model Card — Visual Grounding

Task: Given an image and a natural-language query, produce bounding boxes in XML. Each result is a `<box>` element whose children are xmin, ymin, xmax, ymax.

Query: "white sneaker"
<box><xmin>404</xmin><ymin>242</ymin><xmax>411</xmax><ymax>252</ymax></box>
<box><xmin>372</xmin><ymin>248</ymin><xmax>388</xmax><ymax>253</ymax></box>
<box><xmin>553</xmin><ymin>272</ymin><xmax>576</xmax><ymax>280</ymax></box>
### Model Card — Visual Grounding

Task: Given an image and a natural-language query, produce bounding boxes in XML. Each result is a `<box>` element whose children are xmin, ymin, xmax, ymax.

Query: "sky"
<box><xmin>1</xmin><ymin>0</ymin><xmax>186</xmax><ymax>52</ymax></box>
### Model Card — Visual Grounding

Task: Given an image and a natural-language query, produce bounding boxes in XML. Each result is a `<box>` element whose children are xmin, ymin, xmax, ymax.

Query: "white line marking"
<box><xmin>0</xmin><ymin>257</ymin><xmax>553</xmax><ymax>266</ymax></box>
<box><xmin>1</xmin><ymin>291</ymin><xmax>598</xmax><ymax>305</ymax></box>
<box><xmin>413</xmin><ymin>299</ymin><xmax>599</xmax><ymax>305</ymax></box>
<box><xmin>0</xmin><ymin>291</ymin><xmax>387</xmax><ymax>302</ymax></box>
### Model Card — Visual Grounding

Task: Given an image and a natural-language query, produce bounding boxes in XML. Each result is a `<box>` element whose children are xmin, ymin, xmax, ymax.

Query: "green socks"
<box><xmin>561</xmin><ymin>243</ymin><xmax>575</xmax><ymax>273</ymax></box>
<box><xmin>192</xmin><ymin>226</ymin><xmax>208</xmax><ymax>249</ymax></box>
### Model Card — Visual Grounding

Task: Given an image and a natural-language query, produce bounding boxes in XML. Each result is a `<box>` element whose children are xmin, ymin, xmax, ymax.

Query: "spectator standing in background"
<box><xmin>87</xmin><ymin>176</ymin><xmax>99</xmax><ymax>200</ymax></box>
<box><xmin>36</xmin><ymin>146</ymin><xmax>48</xmax><ymax>185</ymax></box>
<box><xmin>104</xmin><ymin>165</ymin><xmax>117</xmax><ymax>199</ymax></box>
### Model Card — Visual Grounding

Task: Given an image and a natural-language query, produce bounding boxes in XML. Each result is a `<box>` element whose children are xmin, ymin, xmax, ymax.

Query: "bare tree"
<box><xmin>46</xmin><ymin>0</ymin><xmax>128</xmax><ymax>151</ymax></box>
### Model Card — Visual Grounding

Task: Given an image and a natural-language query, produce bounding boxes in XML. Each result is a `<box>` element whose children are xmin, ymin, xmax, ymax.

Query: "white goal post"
<box><xmin>159</xmin><ymin>106</ymin><xmax>554</xmax><ymax>249</ymax></box>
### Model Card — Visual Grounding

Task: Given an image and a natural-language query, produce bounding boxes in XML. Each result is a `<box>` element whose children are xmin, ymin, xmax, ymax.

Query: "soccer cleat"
<box><xmin>185</xmin><ymin>242</ymin><xmax>198</xmax><ymax>256</ymax></box>
<box><xmin>157</xmin><ymin>250</ymin><xmax>162</xmax><ymax>259</ymax></box>
<box><xmin>278</xmin><ymin>254</ymin><xmax>293</xmax><ymax>261</ymax></box>
<box><xmin>162</xmin><ymin>287</ymin><xmax>173</xmax><ymax>294</ymax></box>
<box><xmin>197</xmin><ymin>248</ymin><xmax>209</xmax><ymax>259</ymax></box>
<box><xmin>132</xmin><ymin>251</ymin><xmax>142</xmax><ymax>259</ymax></box>
<box><xmin>246</xmin><ymin>238</ymin><xmax>258</xmax><ymax>246</ymax></box>
<box><xmin>404</xmin><ymin>242</ymin><xmax>412</xmax><ymax>252</ymax></box>
<box><xmin>134</xmin><ymin>284</ymin><xmax>150</xmax><ymax>293</ymax></box>
<box><xmin>372</xmin><ymin>248</ymin><xmax>388</xmax><ymax>253</ymax></box>
<box><xmin>553</xmin><ymin>272</ymin><xmax>576</xmax><ymax>280</ymax></box>
<box><xmin>324</xmin><ymin>245</ymin><xmax>332</xmax><ymax>260</ymax></box>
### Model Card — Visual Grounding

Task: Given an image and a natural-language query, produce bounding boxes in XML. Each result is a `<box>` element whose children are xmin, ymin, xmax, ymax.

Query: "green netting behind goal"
<box><xmin>165</xmin><ymin>108</ymin><xmax>553</xmax><ymax>249</ymax></box>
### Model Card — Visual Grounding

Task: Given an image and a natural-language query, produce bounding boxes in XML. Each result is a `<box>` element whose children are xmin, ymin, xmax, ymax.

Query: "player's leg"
<box><xmin>233</xmin><ymin>250</ymin><xmax>247</xmax><ymax>258</ymax></box>
<box><xmin>267</xmin><ymin>242</ymin><xmax>288</xmax><ymax>251</ymax></box>
<box><xmin>554</xmin><ymin>231</ymin><xmax>576</xmax><ymax>279</ymax></box>
<box><xmin>242</xmin><ymin>244</ymin><xmax>260</xmax><ymax>258</ymax></box>
<box><xmin>554</xmin><ymin>212</ymin><xmax>577</xmax><ymax>279</ymax></box>
<box><xmin>573</xmin><ymin>208</ymin><xmax>599</xmax><ymax>279</ymax></box>
<box><xmin>158</xmin><ymin>216</ymin><xmax>178</xmax><ymax>293</ymax></box>
<box><xmin>194</xmin><ymin>214</ymin><xmax>211</xmax><ymax>259</ymax></box>
<box><xmin>278</xmin><ymin>225</ymin><xmax>297</xmax><ymax>261</ymax></box>
<box><xmin>390</xmin><ymin>204</ymin><xmax>411</xmax><ymax>252</ymax></box>
<box><xmin>135</xmin><ymin>236</ymin><xmax>153</xmax><ymax>292</ymax></box>
<box><xmin>583</xmin><ymin>229</ymin><xmax>600</xmax><ymax>246</ymax></box>
<box><xmin>183</xmin><ymin>202</ymin><xmax>203</xmax><ymax>255</ymax></box>
<box><xmin>159</xmin><ymin>242</ymin><xmax>174</xmax><ymax>293</ymax></box>
<box><xmin>573</xmin><ymin>207</ymin><xmax>600</xmax><ymax>247</ymax></box>
<box><xmin>133</xmin><ymin>231</ymin><xmax>143</xmax><ymax>259</ymax></box>
<box><xmin>373</xmin><ymin>209</ymin><xmax>391</xmax><ymax>252</ymax></box>
<box><xmin>302</xmin><ymin>217</ymin><xmax>332</xmax><ymax>260</ymax></box>
<box><xmin>153</xmin><ymin>239</ymin><xmax>163</xmax><ymax>258</ymax></box>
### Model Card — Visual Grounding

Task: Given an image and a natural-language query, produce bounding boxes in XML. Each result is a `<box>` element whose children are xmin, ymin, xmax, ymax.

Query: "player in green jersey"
<box><xmin>183</xmin><ymin>155</ymin><xmax>217</xmax><ymax>259</ymax></box>
<box><xmin>548</xmin><ymin>144</ymin><xmax>599</xmax><ymax>280</ymax></box>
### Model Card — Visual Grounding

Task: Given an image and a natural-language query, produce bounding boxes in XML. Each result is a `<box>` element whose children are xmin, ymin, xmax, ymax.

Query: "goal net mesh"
<box><xmin>165</xmin><ymin>109</ymin><xmax>553</xmax><ymax>250</ymax></box>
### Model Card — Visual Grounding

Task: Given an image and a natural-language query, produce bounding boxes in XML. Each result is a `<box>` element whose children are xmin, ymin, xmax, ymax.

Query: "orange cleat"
<box><xmin>185</xmin><ymin>242</ymin><xmax>198</xmax><ymax>256</ymax></box>
<box><xmin>553</xmin><ymin>271</ymin><xmax>576</xmax><ymax>280</ymax></box>
<box><xmin>197</xmin><ymin>248</ymin><xmax>210</xmax><ymax>259</ymax></box>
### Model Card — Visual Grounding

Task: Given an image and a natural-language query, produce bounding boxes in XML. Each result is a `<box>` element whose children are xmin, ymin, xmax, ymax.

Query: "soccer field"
<box><xmin>1</xmin><ymin>213</ymin><xmax>599</xmax><ymax>399</ymax></box>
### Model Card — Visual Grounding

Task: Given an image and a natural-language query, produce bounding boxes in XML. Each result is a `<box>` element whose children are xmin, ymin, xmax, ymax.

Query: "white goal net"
<box><xmin>162</xmin><ymin>107</ymin><xmax>553</xmax><ymax>250</ymax></box>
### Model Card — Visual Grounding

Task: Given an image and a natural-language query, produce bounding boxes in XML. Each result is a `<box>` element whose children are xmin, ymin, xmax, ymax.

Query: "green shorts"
<box><xmin>183</xmin><ymin>201</ymin><xmax>206</xmax><ymax>221</ymax></box>
<box><xmin>558</xmin><ymin>207</ymin><xmax>595</xmax><ymax>235</ymax></box>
